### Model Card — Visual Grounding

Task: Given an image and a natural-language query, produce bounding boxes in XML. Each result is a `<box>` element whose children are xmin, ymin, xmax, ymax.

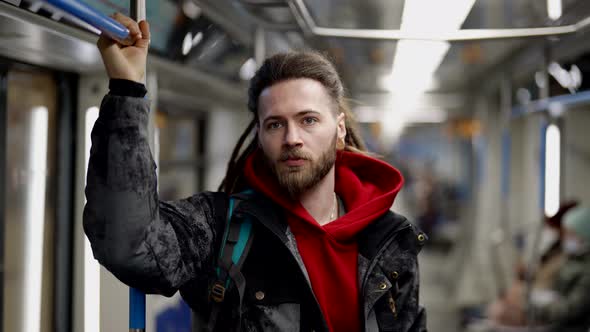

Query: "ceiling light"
<box><xmin>182</xmin><ymin>32</ymin><xmax>193</xmax><ymax>56</ymax></box>
<box><xmin>355</xmin><ymin>106</ymin><xmax>447</xmax><ymax>123</ymax></box>
<box><xmin>239</xmin><ymin>58</ymin><xmax>257</xmax><ymax>81</ymax></box>
<box><xmin>192</xmin><ymin>32</ymin><xmax>203</xmax><ymax>46</ymax></box>
<box><xmin>182</xmin><ymin>1</ymin><xmax>201</xmax><ymax>19</ymax></box>
<box><xmin>544</xmin><ymin>124</ymin><xmax>560</xmax><ymax>217</ymax></box>
<box><xmin>548</xmin><ymin>62</ymin><xmax>582</xmax><ymax>93</ymax></box>
<box><xmin>382</xmin><ymin>0</ymin><xmax>475</xmax><ymax>141</ymax></box>
<box><xmin>547</xmin><ymin>0</ymin><xmax>562</xmax><ymax>21</ymax></box>
<box><xmin>390</xmin><ymin>0</ymin><xmax>476</xmax><ymax>93</ymax></box>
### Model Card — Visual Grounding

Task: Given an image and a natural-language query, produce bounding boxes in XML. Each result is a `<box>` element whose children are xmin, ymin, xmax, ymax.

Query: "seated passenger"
<box><xmin>530</xmin><ymin>206</ymin><xmax>590</xmax><ymax>332</ymax></box>
<box><xmin>486</xmin><ymin>202</ymin><xmax>577</xmax><ymax>327</ymax></box>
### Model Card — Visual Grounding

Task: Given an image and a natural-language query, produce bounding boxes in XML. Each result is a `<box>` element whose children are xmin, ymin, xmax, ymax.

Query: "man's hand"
<box><xmin>97</xmin><ymin>13</ymin><xmax>150</xmax><ymax>83</ymax></box>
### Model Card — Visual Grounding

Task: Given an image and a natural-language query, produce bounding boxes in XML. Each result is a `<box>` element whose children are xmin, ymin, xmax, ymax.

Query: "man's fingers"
<box><xmin>133</xmin><ymin>20</ymin><xmax>151</xmax><ymax>48</ymax></box>
<box><xmin>112</xmin><ymin>12</ymin><xmax>142</xmax><ymax>39</ymax></box>
<box><xmin>139</xmin><ymin>20</ymin><xmax>150</xmax><ymax>42</ymax></box>
<box><xmin>97</xmin><ymin>33</ymin><xmax>116</xmax><ymax>51</ymax></box>
<box><xmin>100</xmin><ymin>15</ymin><xmax>149</xmax><ymax>49</ymax></box>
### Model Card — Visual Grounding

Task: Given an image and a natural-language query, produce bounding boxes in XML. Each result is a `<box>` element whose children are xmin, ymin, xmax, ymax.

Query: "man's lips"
<box><xmin>282</xmin><ymin>157</ymin><xmax>307</xmax><ymax>166</ymax></box>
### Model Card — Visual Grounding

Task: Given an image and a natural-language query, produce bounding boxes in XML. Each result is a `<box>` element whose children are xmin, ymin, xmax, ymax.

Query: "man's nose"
<box><xmin>284</xmin><ymin>124</ymin><xmax>303</xmax><ymax>147</ymax></box>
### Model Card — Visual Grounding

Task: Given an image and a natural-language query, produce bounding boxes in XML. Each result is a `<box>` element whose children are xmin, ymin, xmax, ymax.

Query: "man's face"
<box><xmin>257</xmin><ymin>78</ymin><xmax>346</xmax><ymax>197</ymax></box>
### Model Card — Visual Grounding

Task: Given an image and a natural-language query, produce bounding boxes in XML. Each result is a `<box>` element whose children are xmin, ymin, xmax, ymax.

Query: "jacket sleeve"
<box><xmin>409</xmin><ymin>306</ymin><xmax>427</xmax><ymax>332</ymax></box>
<box><xmin>83</xmin><ymin>94</ymin><xmax>226</xmax><ymax>296</ymax></box>
<box><xmin>408</xmin><ymin>252</ymin><xmax>428</xmax><ymax>332</ymax></box>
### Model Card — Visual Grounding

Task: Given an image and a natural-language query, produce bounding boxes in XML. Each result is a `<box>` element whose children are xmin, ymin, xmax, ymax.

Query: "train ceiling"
<box><xmin>2</xmin><ymin>0</ymin><xmax>590</xmax><ymax>117</ymax></box>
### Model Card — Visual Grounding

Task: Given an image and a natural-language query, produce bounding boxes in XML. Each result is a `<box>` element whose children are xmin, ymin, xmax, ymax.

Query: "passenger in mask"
<box><xmin>485</xmin><ymin>201</ymin><xmax>577</xmax><ymax>328</ymax></box>
<box><xmin>561</xmin><ymin>229</ymin><xmax>588</xmax><ymax>255</ymax></box>
<box><xmin>531</xmin><ymin>206</ymin><xmax>590</xmax><ymax>332</ymax></box>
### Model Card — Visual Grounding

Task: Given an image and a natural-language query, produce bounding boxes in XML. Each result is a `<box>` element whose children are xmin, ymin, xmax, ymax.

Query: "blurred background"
<box><xmin>1</xmin><ymin>0</ymin><xmax>590</xmax><ymax>331</ymax></box>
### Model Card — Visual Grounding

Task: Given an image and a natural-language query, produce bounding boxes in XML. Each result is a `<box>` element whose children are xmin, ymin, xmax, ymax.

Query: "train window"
<box><xmin>3</xmin><ymin>68</ymin><xmax>57</xmax><ymax>332</ymax></box>
<box><xmin>158</xmin><ymin>114</ymin><xmax>206</xmax><ymax>200</ymax></box>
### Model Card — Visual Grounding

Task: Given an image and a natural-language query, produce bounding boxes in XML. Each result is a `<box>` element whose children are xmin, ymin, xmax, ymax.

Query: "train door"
<box><xmin>1</xmin><ymin>59</ymin><xmax>77</xmax><ymax>332</ymax></box>
<box><xmin>2</xmin><ymin>64</ymin><xmax>57</xmax><ymax>332</ymax></box>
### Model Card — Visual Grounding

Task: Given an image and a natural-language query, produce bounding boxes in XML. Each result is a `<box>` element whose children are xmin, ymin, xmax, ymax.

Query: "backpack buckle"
<box><xmin>210</xmin><ymin>281</ymin><xmax>226</xmax><ymax>303</ymax></box>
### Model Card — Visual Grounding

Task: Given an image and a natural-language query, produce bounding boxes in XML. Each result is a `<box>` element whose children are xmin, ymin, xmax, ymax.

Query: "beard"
<box><xmin>263</xmin><ymin>133</ymin><xmax>337</xmax><ymax>198</ymax></box>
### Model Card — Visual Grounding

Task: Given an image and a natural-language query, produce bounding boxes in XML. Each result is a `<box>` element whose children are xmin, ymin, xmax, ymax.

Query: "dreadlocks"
<box><xmin>219</xmin><ymin>51</ymin><xmax>368</xmax><ymax>194</ymax></box>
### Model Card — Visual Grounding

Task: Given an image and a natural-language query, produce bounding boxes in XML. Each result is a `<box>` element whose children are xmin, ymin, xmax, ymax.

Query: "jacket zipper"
<box><xmin>387</xmin><ymin>291</ymin><xmax>397</xmax><ymax>318</ymax></box>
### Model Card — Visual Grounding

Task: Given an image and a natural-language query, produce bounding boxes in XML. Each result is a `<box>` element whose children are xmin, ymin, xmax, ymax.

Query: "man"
<box><xmin>84</xmin><ymin>14</ymin><xmax>427</xmax><ymax>332</ymax></box>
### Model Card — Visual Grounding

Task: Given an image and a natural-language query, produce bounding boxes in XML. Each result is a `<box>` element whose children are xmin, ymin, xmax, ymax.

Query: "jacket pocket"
<box><xmin>243</xmin><ymin>289</ymin><xmax>301</xmax><ymax>332</ymax></box>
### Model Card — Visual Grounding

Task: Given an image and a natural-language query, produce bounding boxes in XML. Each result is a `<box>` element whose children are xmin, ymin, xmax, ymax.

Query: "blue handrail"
<box><xmin>129</xmin><ymin>288</ymin><xmax>146</xmax><ymax>330</ymax></box>
<box><xmin>128</xmin><ymin>0</ymin><xmax>147</xmax><ymax>326</ymax></box>
<box><xmin>41</xmin><ymin>0</ymin><xmax>130</xmax><ymax>41</ymax></box>
<box><xmin>511</xmin><ymin>90</ymin><xmax>590</xmax><ymax>118</ymax></box>
<box><xmin>46</xmin><ymin>0</ymin><xmax>146</xmax><ymax>330</ymax></box>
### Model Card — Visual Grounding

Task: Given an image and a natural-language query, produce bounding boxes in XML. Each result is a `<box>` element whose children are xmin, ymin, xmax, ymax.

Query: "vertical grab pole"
<box><xmin>129</xmin><ymin>288</ymin><xmax>146</xmax><ymax>332</ymax></box>
<box><xmin>129</xmin><ymin>2</ymin><xmax>147</xmax><ymax>332</ymax></box>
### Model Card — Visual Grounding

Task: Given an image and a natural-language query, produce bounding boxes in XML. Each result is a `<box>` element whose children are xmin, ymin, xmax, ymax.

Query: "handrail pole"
<box><xmin>129</xmin><ymin>1</ymin><xmax>147</xmax><ymax>331</ymax></box>
<box><xmin>41</xmin><ymin>0</ymin><xmax>130</xmax><ymax>40</ymax></box>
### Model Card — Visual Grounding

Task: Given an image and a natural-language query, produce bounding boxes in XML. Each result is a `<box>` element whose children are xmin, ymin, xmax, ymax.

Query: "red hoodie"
<box><xmin>244</xmin><ymin>149</ymin><xmax>403</xmax><ymax>332</ymax></box>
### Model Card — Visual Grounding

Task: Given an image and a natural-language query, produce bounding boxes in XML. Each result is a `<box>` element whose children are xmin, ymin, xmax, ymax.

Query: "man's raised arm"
<box><xmin>83</xmin><ymin>14</ymin><xmax>224</xmax><ymax>296</ymax></box>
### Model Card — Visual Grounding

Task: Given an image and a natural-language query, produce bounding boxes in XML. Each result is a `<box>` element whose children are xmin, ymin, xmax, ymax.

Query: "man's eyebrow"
<box><xmin>296</xmin><ymin>110</ymin><xmax>321</xmax><ymax>117</ymax></box>
<box><xmin>262</xmin><ymin>110</ymin><xmax>321</xmax><ymax>123</ymax></box>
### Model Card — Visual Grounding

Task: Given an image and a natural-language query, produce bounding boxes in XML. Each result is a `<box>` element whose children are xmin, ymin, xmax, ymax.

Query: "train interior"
<box><xmin>1</xmin><ymin>0</ymin><xmax>590</xmax><ymax>331</ymax></box>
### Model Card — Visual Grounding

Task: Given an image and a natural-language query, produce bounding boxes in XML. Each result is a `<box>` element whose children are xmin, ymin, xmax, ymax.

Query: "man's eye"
<box><xmin>267</xmin><ymin>122</ymin><xmax>282</xmax><ymax>130</ymax></box>
<box><xmin>302</xmin><ymin>117</ymin><xmax>318</xmax><ymax>125</ymax></box>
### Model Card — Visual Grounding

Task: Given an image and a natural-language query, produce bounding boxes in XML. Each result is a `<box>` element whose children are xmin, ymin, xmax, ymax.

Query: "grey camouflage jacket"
<box><xmin>83</xmin><ymin>94</ymin><xmax>428</xmax><ymax>332</ymax></box>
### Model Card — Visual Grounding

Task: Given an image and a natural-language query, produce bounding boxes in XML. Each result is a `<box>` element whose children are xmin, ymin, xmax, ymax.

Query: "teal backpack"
<box><xmin>206</xmin><ymin>191</ymin><xmax>255</xmax><ymax>331</ymax></box>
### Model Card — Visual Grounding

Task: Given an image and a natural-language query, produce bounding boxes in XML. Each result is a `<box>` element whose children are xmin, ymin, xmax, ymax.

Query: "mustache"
<box><xmin>279</xmin><ymin>149</ymin><xmax>311</xmax><ymax>161</ymax></box>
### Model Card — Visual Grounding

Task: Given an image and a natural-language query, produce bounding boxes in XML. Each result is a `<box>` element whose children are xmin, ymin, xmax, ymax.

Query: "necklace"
<box><xmin>329</xmin><ymin>193</ymin><xmax>338</xmax><ymax>221</ymax></box>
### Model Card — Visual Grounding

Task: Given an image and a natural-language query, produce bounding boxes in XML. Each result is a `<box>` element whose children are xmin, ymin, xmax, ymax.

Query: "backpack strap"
<box><xmin>207</xmin><ymin>191</ymin><xmax>255</xmax><ymax>332</ymax></box>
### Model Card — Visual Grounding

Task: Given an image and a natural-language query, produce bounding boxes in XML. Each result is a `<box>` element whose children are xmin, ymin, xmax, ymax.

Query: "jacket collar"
<box><xmin>233</xmin><ymin>191</ymin><xmax>412</xmax><ymax>260</ymax></box>
<box><xmin>357</xmin><ymin>211</ymin><xmax>412</xmax><ymax>259</ymax></box>
<box><xmin>232</xmin><ymin>190</ymin><xmax>289</xmax><ymax>243</ymax></box>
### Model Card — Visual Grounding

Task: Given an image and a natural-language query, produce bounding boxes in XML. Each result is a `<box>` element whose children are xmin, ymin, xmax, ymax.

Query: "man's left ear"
<box><xmin>336</xmin><ymin>112</ymin><xmax>346</xmax><ymax>150</ymax></box>
<box><xmin>337</xmin><ymin>112</ymin><xmax>347</xmax><ymax>141</ymax></box>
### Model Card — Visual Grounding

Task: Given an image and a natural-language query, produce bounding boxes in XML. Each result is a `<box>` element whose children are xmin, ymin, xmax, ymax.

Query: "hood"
<box><xmin>243</xmin><ymin>148</ymin><xmax>404</xmax><ymax>242</ymax></box>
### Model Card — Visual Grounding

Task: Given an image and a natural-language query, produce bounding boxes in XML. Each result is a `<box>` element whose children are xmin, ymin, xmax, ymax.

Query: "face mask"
<box><xmin>563</xmin><ymin>237</ymin><xmax>586</xmax><ymax>255</ymax></box>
